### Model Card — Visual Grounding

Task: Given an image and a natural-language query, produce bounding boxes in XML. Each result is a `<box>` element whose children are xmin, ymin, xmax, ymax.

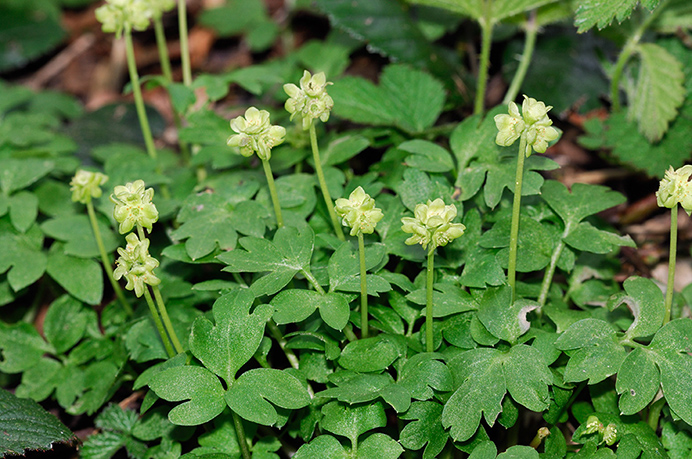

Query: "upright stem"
<box><xmin>153</xmin><ymin>285</ymin><xmax>184</xmax><ymax>354</ymax></box>
<box><xmin>153</xmin><ymin>17</ymin><xmax>172</xmax><ymax>83</ymax></box>
<box><xmin>267</xmin><ymin>320</ymin><xmax>314</xmax><ymax>397</ymax></box>
<box><xmin>86</xmin><ymin>198</ymin><xmax>132</xmax><ymax>316</ymax></box>
<box><xmin>664</xmin><ymin>205</ymin><xmax>677</xmax><ymax>324</ymax></box>
<box><xmin>426</xmin><ymin>247</ymin><xmax>435</xmax><ymax>352</ymax></box>
<box><xmin>144</xmin><ymin>288</ymin><xmax>175</xmax><ymax>358</ymax></box>
<box><xmin>503</xmin><ymin>12</ymin><xmax>537</xmax><ymax>105</ymax></box>
<box><xmin>232</xmin><ymin>410</ymin><xmax>252</xmax><ymax>459</ymax></box>
<box><xmin>262</xmin><ymin>158</ymin><xmax>283</xmax><ymax>228</ymax></box>
<box><xmin>358</xmin><ymin>232</ymin><xmax>368</xmax><ymax>338</ymax></box>
<box><xmin>178</xmin><ymin>0</ymin><xmax>192</xmax><ymax>86</ymax></box>
<box><xmin>508</xmin><ymin>138</ymin><xmax>528</xmax><ymax>302</ymax></box>
<box><xmin>538</xmin><ymin>235</ymin><xmax>567</xmax><ymax>307</ymax></box>
<box><xmin>300</xmin><ymin>267</ymin><xmax>326</xmax><ymax>295</ymax></box>
<box><xmin>474</xmin><ymin>14</ymin><xmax>494</xmax><ymax>115</ymax></box>
<box><xmin>124</xmin><ymin>29</ymin><xmax>158</xmax><ymax>161</ymax></box>
<box><xmin>309</xmin><ymin>124</ymin><xmax>345</xmax><ymax>241</ymax></box>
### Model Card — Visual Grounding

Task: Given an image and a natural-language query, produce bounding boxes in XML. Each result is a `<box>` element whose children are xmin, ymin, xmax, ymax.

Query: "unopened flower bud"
<box><xmin>334</xmin><ymin>186</ymin><xmax>384</xmax><ymax>237</ymax></box>
<box><xmin>95</xmin><ymin>0</ymin><xmax>151</xmax><ymax>38</ymax></box>
<box><xmin>70</xmin><ymin>170</ymin><xmax>108</xmax><ymax>204</ymax></box>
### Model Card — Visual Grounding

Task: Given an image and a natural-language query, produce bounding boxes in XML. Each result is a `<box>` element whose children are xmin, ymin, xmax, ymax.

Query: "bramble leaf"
<box><xmin>574</xmin><ymin>0</ymin><xmax>659</xmax><ymax>33</ymax></box>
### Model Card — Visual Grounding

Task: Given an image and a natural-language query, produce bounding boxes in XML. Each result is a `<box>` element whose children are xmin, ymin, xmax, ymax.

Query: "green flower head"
<box><xmin>113</xmin><ymin>232</ymin><xmax>160</xmax><ymax>297</ymax></box>
<box><xmin>70</xmin><ymin>170</ymin><xmax>108</xmax><ymax>204</ymax></box>
<box><xmin>602</xmin><ymin>424</ymin><xmax>618</xmax><ymax>446</ymax></box>
<box><xmin>334</xmin><ymin>186</ymin><xmax>384</xmax><ymax>236</ymax></box>
<box><xmin>401</xmin><ymin>198</ymin><xmax>465</xmax><ymax>250</ymax></box>
<box><xmin>227</xmin><ymin>107</ymin><xmax>286</xmax><ymax>161</ymax></box>
<box><xmin>283</xmin><ymin>70</ymin><xmax>334</xmax><ymax>130</ymax></box>
<box><xmin>110</xmin><ymin>180</ymin><xmax>159</xmax><ymax>234</ymax></box>
<box><xmin>141</xmin><ymin>0</ymin><xmax>175</xmax><ymax>18</ymax></box>
<box><xmin>656</xmin><ymin>165</ymin><xmax>692</xmax><ymax>214</ymax></box>
<box><xmin>494</xmin><ymin>95</ymin><xmax>559</xmax><ymax>156</ymax></box>
<box><xmin>95</xmin><ymin>0</ymin><xmax>151</xmax><ymax>38</ymax></box>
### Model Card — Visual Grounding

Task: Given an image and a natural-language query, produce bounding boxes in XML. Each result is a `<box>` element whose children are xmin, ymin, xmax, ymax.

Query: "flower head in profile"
<box><xmin>401</xmin><ymin>198</ymin><xmax>465</xmax><ymax>250</ymax></box>
<box><xmin>227</xmin><ymin>107</ymin><xmax>286</xmax><ymax>161</ymax></box>
<box><xmin>283</xmin><ymin>70</ymin><xmax>334</xmax><ymax>130</ymax></box>
<box><xmin>113</xmin><ymin>233</ymin><xmax>160</xmax><ymax>297</ymax></box>
<box><xmin>141</xmin><ymin>0</ymin><xmax>175</xmax><ymax>18</ymax></box>
<box><xmin>335</xmin><ymin>186</ymin><xmax>384</xmax><ymax>237</ymax></box>
<box><xmin>495</xmin><ymin>95</ymin><xmax>559</xmax><ymax>156</ymax></box>
<box><xmin>95</xmin><ymin>0</ymin><xmax>151</xmax><ymax>38</ymax></box>
<box><xmin>656</xmin><ymin>165</ymin><xmax>692</xmax><ymax>214</ymax></box>
<box><xmin>70</xmin><ymin>170</ymin><xmax>109</xmax><ymax>204</ymax></box>
<box><xmin>110</xmin><ymin>180</ymin><xmax>159</xmax><ymax>234</ymax></box>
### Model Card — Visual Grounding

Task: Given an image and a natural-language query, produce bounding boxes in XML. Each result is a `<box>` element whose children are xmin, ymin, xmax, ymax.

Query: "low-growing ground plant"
<box><xmin>1</xmin><ymin>0</ymin><xmax>691</xmax><ymax>458</ymax></box>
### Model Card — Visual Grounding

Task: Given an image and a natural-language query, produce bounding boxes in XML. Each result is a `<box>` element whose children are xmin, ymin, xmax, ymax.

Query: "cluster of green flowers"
<box><xmin>227</xmin><ymin>107</ymin><xmax>286</xmax><ymax>160</ymax></box>
<box><xmin>334</xmin><ymin>187</ymin><xmax>384</xmax><ymax>237</ymax></box>
<box><xmin>494</xmin><ymin>95</ymin><xmax>559</xmax><ymax>156</ymax></box>
<box><xmin>656</xmin><ymin>165</ymin><xmax>692</xmax><ymax>214</ymax></box>
<box><xmin>95</xmin><ymin>0</ymin><xmax>175</xmax><ymax>37</ymax></box>
<box><xmin>69</xmin><ymin>170</ymin><xmax>109</xmax><ymax>204</ymax></box>
<box><xmin>110</xmin><ymin>180</ymin><xmax>161</xmax><ymax>298</ymax></box>
<box><xmin>584</xmin><ymin>415</ymin><xmax>618</xmax><ymax>446</ymax></box>
<box><xmin>401</xmin><ymin>199</ymin><xmax>466</xmax><ymax>251</ymax></box>
<box><xmin>284</xmin><ymin>71</ymin><xmax>334</xmax><ymax>131</ymax></box>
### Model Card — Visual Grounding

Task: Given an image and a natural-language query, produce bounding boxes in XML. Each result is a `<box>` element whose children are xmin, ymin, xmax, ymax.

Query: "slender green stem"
<box><xmin>267</xmin><ymin>320</ymin><xmax>315</xmax><ymax>397</ymax></box>
<box><xmin>177</xmin><ymin>0</ymin><xmax>192</xmax><ymax>86</ymax></box>
<box><xmin>647</xmin><ymin>396</ymin><xmax>666</xmax><ymax>432</ymax></box>
<box><xmin>232</xmin><ymin>410</ymin><xmax>252</xmax><ymax>459</ymax></box>
<box><xmin>153</xmin><ymin>17</ymin><xmax>172</xmax><ymax>83</ymax></box>
<box><xmin>300</xmin><ymin>267</ymin><xmax>326</xmax><ymax>295</ymax></box>
<box><xmin>262</xmin><ymin>158</ymin><xmax>283</xmax><ymax>228</ymax></box>
<box><xmin>503</xmin><ymin>11</ymin><xmax>537</xmax><ymax>105</ymax></box>
<box><xmin>538</xmin><ymin>224</ymin><xmax>570</xmax><ymax>307</ymax></box>
<box><xmin>152</xmin><ymin>285</ymin><xmax>184</xmax><ymax>354</ymax></box>
<box><xmin>664</xmin><ymin>205</ymin><xmax>677</xmax><ymax>324</ymax></box>
<box><xmin>309</xmin><ymin>124</ymin><xmax>345</xmax><ymax>241</ymax></box>
<box><xmin>358</xmin><ymin>232</ymin><xmax>368</xmax><ymax>338</ymax></box>
<box><xmin>508</xmin><ymin>138</ymin><xmax>528</xmax><ymax>302</ymax></box>
<box><xmin>474</xmin><ymin>13</ymin><xmax>494</xmax><ymax>115</ymax></box>
<box><xmin>426</xmin><ymin>247</ymin><xmax>435</xmax><ymax>352</ymax></box>
<box><xmin>344</xmin><ymin>324</ymin><xmax>358</xmax><ymax>342</ymax></box>
<box><xmin>144</xmin><ymin>288</ymin><xmax>175</xmax><ymax>358</ymax></box>
<box><xmin>86</xmin><ymin>198</ymin><xmax>132</xmax><ymax>315</ymax></box>
<box><xmin>124</xmin><ymin>29</ymin><xmax>158</xmax><ymax>161</ymax></box>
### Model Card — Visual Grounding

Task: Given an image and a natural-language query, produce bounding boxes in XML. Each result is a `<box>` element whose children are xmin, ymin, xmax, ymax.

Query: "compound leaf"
<box><xmin>400</xmin><ymin>401</ymin><xmax>448</xmax><ymax>459</ymax></box>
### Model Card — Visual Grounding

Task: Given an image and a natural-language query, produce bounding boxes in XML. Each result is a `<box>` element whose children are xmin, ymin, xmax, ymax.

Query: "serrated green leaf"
<box><xmin>67</xmin><ymin>360</ymin><xmax>122</xmax><ymax>416</ymax></box>
<box><xmin>0</xmin><ymin>388</ymin><xmax>74</xmax><ymax>455</ymax></box>
<box><xmin>339</xmin><ymin>335</ymin><xmax>404</xmax><ymax>373</ymax></box>
<box><xmin>293</xmin><ymin>434</ymin><xmax>348</xmax><ymax>459</ymax></box>
<box><xmin>225</xmin><ymin>368</ymin><xmax>311</xmax><ymax>426</ymax></box>
<box><xmin>320</xmin><ymin>401</ymin><xmax>387</xmax><ymax>447</ymax></box>
<box><xmin>399</xmin><ymin>139</ymin><xmax>455</xmax><ymax>173</ymax></box>
<box><xmin>330</xmin><ymin>64</ymin><xmax>445</xmax><ymax>133</ymax></box>
<box><xmin>43</xmin><ymin>295</ymin><xmax>89</xmax><ymax>354</ymax></box>
<box><xmin>400</xmin><ymin>401</ymin><xmax>448</xmax><ymax>459</ymax></box>
<box><xmin>629</xmin><ymin>43</ymin><xmax>685</xmax><ymax>142</ymax></box>
<box><xmin>95</xmin><ymin>404</ymin><xmax>138</xmax><ymax>433</ymax></box>
<box><xmin>149</xmin><ymin>366</ymin><xmax>226</xmax><ymax>426</ymax></box>
<box><xmin>574</xmin><ymin>0</ymin><xmax>652</xmax><ymax>33</ymax></box>
<box><xmin>46</xmin><ymin>248</ymin><xmax>103</xmax><ymax>305</ymax></box>
<box><xmin>189</xmin><ymin>289</ymin><xmax>272</xmax><ymax>385</ymax></box>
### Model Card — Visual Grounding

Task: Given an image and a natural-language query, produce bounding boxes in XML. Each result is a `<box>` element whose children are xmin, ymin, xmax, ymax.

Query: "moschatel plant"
<box><xmin>1</xmin><ymin>0</ymin><xmax>692</xmax><ymax>458</ymax></box>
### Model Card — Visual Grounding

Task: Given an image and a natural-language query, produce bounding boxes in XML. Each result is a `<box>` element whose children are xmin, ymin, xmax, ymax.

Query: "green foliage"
<box><xmin>574</xmin><ymin>0</ymin><xmax>660</xmax><ymax>33</ymax></box>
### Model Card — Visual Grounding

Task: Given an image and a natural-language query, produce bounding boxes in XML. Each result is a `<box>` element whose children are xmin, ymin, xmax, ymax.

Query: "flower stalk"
<box><xmin>310</xmin><ymin>124</ymin><xmax>344</xmax><ymax>240</ymax></box>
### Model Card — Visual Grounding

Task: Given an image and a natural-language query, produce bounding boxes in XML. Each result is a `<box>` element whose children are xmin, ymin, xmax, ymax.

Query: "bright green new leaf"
<box><xmin>225</xmin><ymin>368</ymin><xmax>311</xmax><ymax>426</ymax></box>
<box><xmin>149</xmin><ymin>366</ymin><xmax>226</xmax><ymax>426</ymax></box>
<box><xmin>609</xmin><ymin>276</ymin><xmax>665</xmax><ymax>340</ymax></box>
<box><xmin>574</xmin><ymin>0</ymin><xmax>659</xmax><ymax>33</ymax></box>
<box><xmin>477</xmin><ymin>286</ymin><xmax>537</xmax><ymax>343</ymax></box>
<box><xmin>189</xmin><ymin>289</ymin><xmax>272</xmax><ymax>385</ymax></box>
<box><xmin>339</xmin><ymin>335</ymin><xmax>405</xmax><ymax>373</ymax></box>
<box><xmin>400</xmin><ymin>401</ymin><xmax>448</xmax><ymax>459</ymax></box>
<box><xmin>629</xmin><ymin>43</ymin><xmax>685</xmax><ymax>142</ymax></box>
<box><xmin>272</xmin><ymin>289</ymin><xmax>350</xmax><ymax>331</ymax></box>
<box><xmin>43</xmin><ymin>295</ymin><xmax>89</xmax><ymax>355</ymax></box>
<box><xmin>320</xmin><ymin>401</ymin><xmax>387</xmax><ymax>448</ymax></box>
<box><xmin>46</xmin><ymin>248</ymin><xmax>103</xmax><ymax>306</ymax></box>
<box><xmin>218</xmin><ymin>225</ymin><xmax>314</xmax><ymax>297</ymax></box>
<box><xmin>0</xmin><ymin>388</ymin><xmax>74</xmax><ymax>455</ymax></box>
<box><xmin>293</xmin><ymin>435</ymin><xmax>348</xmax><ymax>459</ymax></box>
<box><xmin>399</xmin><ymin>140</ymin><xmax>455</xmax><ymax>173</ymax></box>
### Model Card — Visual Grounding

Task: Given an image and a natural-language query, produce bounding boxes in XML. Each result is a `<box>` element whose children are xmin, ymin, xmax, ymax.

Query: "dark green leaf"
<box><xmin>339</xmin><ymin>335</ymin><xmax>404</xmax><ymax>373</ymax></box>
<box><xmin>43</xmin><ymin>295</ymin><xmax>89</xmax><ymax>354</ymax></box>
<box><xmin>46</xmin><ymin>248</ymin><xmax>103</xmax><ymax>305</ymax></box>
<box><xmin>320</xmin><ymin>401</ymin><xmax>387</xmax><ymax>447</ymax></box>
<box><xmin>0</xmin><ymin>321</ymin><xmax>52</xmax><ymax>373</ymax></box>
<box><xmin>357</xmin><ymin>433</ymin><xmax>404</xmax><ymax>459</ymax></box>
<box><xmin>400</xmin><ymin>401</ymin><xmax>448</xmax><ymax>458</ymax></box>
<box><xmin>293</xmin><ymin>435</ymin><xmax>348</xmax><ymax>459</ymax></box>
<box><xmin>574</xmin><ymin>0</ymin><xmax>652</xmax><ymax>32</ymax></box>
<box><xmin>41</xmin><ymin>215</ymin><xmax>119</xmax><ymax>259</ymax></box>
<box><xmin>477</xmin><ymin>286</ymin><xmax>537</xmax><ymax>343</ymax></box>
<box><xmin>399</xmin><ymin>140</ymin><xmax>455</xmax><ymax>173</ymax></box>
<box><xmin>610</xmin><ymin>276</ymin><xmax>665</xmax><ymax>340</ymax></box>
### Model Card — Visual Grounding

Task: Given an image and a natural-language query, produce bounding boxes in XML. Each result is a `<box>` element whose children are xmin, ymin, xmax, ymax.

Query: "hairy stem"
<box><xmin>262</xmin><ymin>158</ymin><xmax>283</xmax><ymax>228</ymax></box>
<box><xmin>508</xmin><ymin>138</ymin><xmax>528</xmax><ymax>301</ymax></box>
<box><xmin>426</xmin><ymin>247</ymin><xmax>435</xmax><ymax>352</ymax></box>
<box><xmin>124</xmin><ymin>30</ymin><xmax>157</xmax><ymax>161</ymax></box>
<box><xmin>503</xmin><ymin>11</ymin><xmax>537</xmax><ymax>105</ymax></box>
<box><xmin>144</xmin><ymin>288</ymin><xmax>175</xmax><ymax>358</ymax></box>
<box><xmin>358</xmin><ymin>232</ymin><xmax>368</xmax><ymax>338</ymax></box>
<box><xmin>178</xmin><ymin>0</ymin><xmax>192</xmax><ymax>86</ymax></box>
<box><xmin>153</xmin><ymin>285</ymin><xmax>184</xmax><ymax>354</ymax></box>
<box><xmin>664</xmin><ymin>205</ymin><xmax>677</xmax><ymax>324</ymax></box>
<box><xmin>86</xmin><ymin>198</ymin><xmax>132</xmax><ymax>315</ymax></box>
<box><xmin>309</xmin><ymin>124</ymin><xmax>345</xmax><ymax>241</ymax></box>
<box><xmin>232</xmin><ymin>410</ymin><xmax>252</xmax><ymax>459</ymax></box>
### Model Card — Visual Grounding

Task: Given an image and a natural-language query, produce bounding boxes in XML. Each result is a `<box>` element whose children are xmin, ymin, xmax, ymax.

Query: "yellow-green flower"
<box><xmin>110</xmin><ymin>180</ymin><xmax>159</xmax><ymax>234</ymax></box>
<box><xmin>283</xmin><ymin>70</ymin><xmax>334</xmax><ymax>130</ymax></box>
<box><xmin>227</xmin><ymin>107</ymin><xmax>286</xmax><ymax>160</ymax></box>
<box><xmin>334</xmin><ymin>186</ymin><xmax>383</xmax><ymax>236</ymax></box>
<box><xmin>656</xmin><ymin>165</ymin><xmax>692</xmax><ymax>214</ymax></box>
<box><xmin>495</xmin><ymin>95</ymin><xmax>559</xmax><ymax>156</ymax></box>
<box><xmin>113</xmin><ymin>233</ymin><xmax>160</xmax><ymax>297</ymax></box>
<box><xmin>95</xmin><ymin>0</ymin><xmax>151</xmax><ymax>38</ymax></box>
<box><xmin>401</xmin><ymin>198</ymin><xmax>465</xmax><ymax>250</ymax></box>
<box><xmin>69</xmin><ymin>170</ymin><xmax>108</xmax><ymax>204</ymax></box>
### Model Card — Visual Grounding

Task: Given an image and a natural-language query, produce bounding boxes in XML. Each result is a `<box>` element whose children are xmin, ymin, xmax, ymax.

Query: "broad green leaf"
<box><xmin>398</xmin><ymin>353</ymin><xmax>454</xmax><ymax>401</ymax></box>
<box><xmin>171</xmin><ymin>207</ymin><xmax>238</xmax><ymax>261</ymax></box>
<box><xmin>8</xmin><ymin>191</ymin><xmax>38</xmax><ymax>233</ymax></box>
<box><xmin>0</xmin><ymin>388</ymin><xmax>74</xmax><ymax>455</ymax></box>
<box><xmin>498</xmin><ymin>445</ymin><xmax>539</xmax><ymax>458</ymax></box>
<box><xmin>46</xmin><ymin>248</ymin><xmax>103</xmax><ymax>306</ymax></box>
<box><xmin>225</xmin><ymin>368</ymin><xmax>311</xmax><ymax>426</ymax></box>
<box><xmin>272</xmin><ymin>289</ymin><xmax>350</xmax><ymax>331</ymax></box>
<box><xmin>629</xmin><ymin>43</ymin><xmax>685</xmax><ymax>142</ymax></box>
<box><xmin>15</xmin><ymin>357</ymin><xmax>62</xmax><ymax>402</ymax></box>
<box><xmin>660</xmin><ymin>420</ymin><xmax>692</xmax><ymax>458</ymax></box>
<box><xmin>406</xmin><ymin>0</ymin><xmax>554</xmax><ymax>22</ymax></box>
<box><xmin>477</xmin><ymin>286</ymin><xmax>537</xmax><ymax>343</ymax></box>
<box><xmin>67</xmin><ymin>360</ymin><xmax>121</xmax><ymax>416</ymax></box>
<box><xmin>469</xmin><ymin>441</ymin><xmax>497</xmax><ymax>459</ymax></box>
<box><xmin>0</xmin><ymin>158</ymin><xmax>54</xmax><ymax>195</ymax></box>
<box><xmin>554</xmin><ymin>319</ymin><xmax>627</xmax><ymax>384</ymax></box>
<box><xmin>396</xmin><ymin>168</ymin><xmax>454</xmax><ymax>214</ymax></box>
<box><xmin>327</xmin><ymin>242</ymin><xmax>389</xmax><ymax>295</ymax></box>
<box><xmin>43</xmin><ymin>295</ymin><xmax>89</xmax><ymax>354</ymax></box>
<box><xmin>124</xmin><ymin>319</ymin><xmax>168</xmax><ymax>363</ymax></box>
<box><xmin>502</xmin><ymin>345</ymin><xmax>551</xmax><ymax>412</ymax></box>
<box><xmin>219</xmin><ymin>225</ymin><xmax>314</xmax><ymax>297</ymax></box>
<box><xmin>317</xmin><ymin>373</ymin><xmax>410</xmax><ymax>412</ymax></box>
<box><xmin>41</xmin><ymin>215</ymin><xmax>119</xmax><ymax>259</ymax></box>
<box><xmin>149</xmin><ymin>366</ymin><xmax>226</xmax><ymax>426</ymax></box>
<box><xmin>330</xmin><ymin>64</ymin><xmax>445</xmax><ymax>134</ymax></box>
<box><xmin>295</xmin><ymin>39</ymin><xmax>352</xmax><ymax>79</ymax></box>
<box><xmin>339</xmin><ymin>335</ymin><xmax>404</xmax><ymax>373</ymax></box>
<box><xmin>320</xmin><ymin>401</ymin><xmax>387</xmax><ymax>447</ymax></box>
<box><xmin>616</xmin><ymin>347</ymin><xmax>659</xmax><ymax>415</ymax></box>
<box><xmin>653</xmin><ymin>0</ymin><xmax>692</xmax><ymax>33</ymax></box>
<box><xmin>541</xmin><ymin>180</ymin><xmax>626</xmax><ymax>226</ymax></box>
<box><xmin>321</xmin><ymin>134</ymin><xmax>371</xmax><ymax>167</ymax></box>
<box><xmin>574</xmin><ymin>0</ymin><xmax>658</xmax><ymax>33</ymax></box>
<box><xmin>0</xmin><ymin>321</ymin><xmax>52</xmax><ymax>373</ymax></box>
<box><xmin>189</xmin><ymin>289</ymin><xmax>272</xmax><ymax>385</ymax></box>
<box><xmin>399</xmin><ymin>139</ymin><xmax>455</xmax><ymax>173</ymax></box>
<box><xmin>407</xmin><ymin>283</ymin><xmax>477</xmax><ymax>317</ymax></box>
<box><xmin>609</xmin><ymin>276</ymin><xmax>665</xmax><ymax>340</ymax></box>
<box><xmin>400</xmin><ymin>401</ymin><xmax>448</xmax><ymax>459</ymax></box>
<box><xmin>293</xmin><ymin>435</ymin><xmax>348</xmax><ymax>459</ymax></box>
<box><xmin>357</xmin><ymin>433</ymin><xmax>404</xmax><ymax>459</ymax></box>
<box><xmin>562</xmin><ymin>221</ymin><xmax>635</xmax><ymax>254</ymax></box>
